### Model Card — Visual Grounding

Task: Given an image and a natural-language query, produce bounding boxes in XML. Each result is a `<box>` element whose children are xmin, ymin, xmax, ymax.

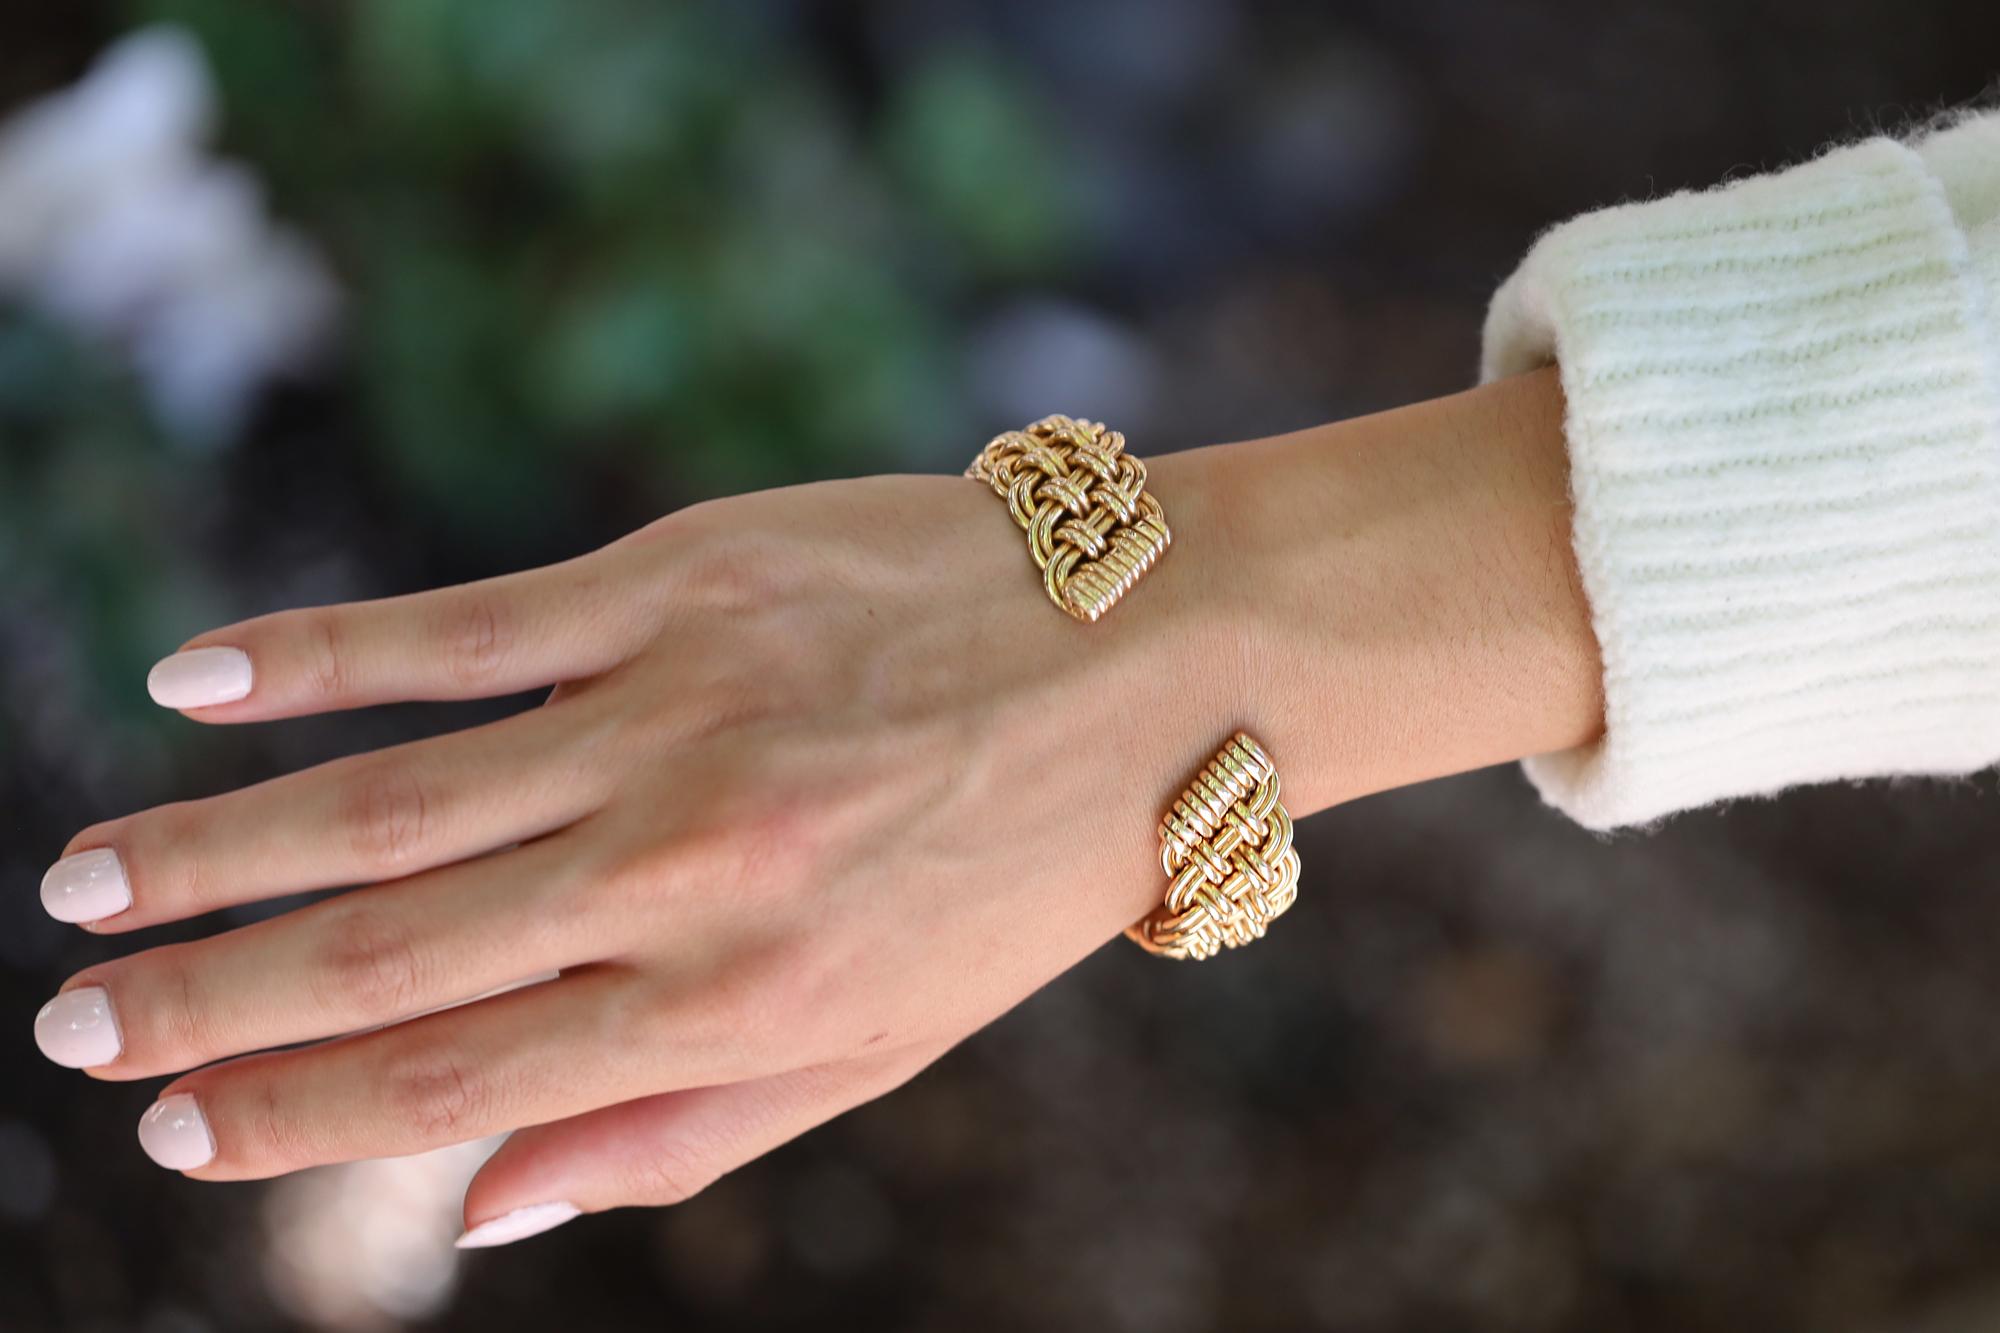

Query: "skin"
<box><xmin>45</xmin><ymin>365</ymin><xmax>1601</xmax><ymax>1236</ymax></box>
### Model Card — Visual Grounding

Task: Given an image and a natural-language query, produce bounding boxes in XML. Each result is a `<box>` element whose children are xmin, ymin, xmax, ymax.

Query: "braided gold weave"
<box><xmin>965</xmin><ymin>415</ymin><xmax>1171</xmax><ymax>622</ymax></box>
<box><xmin>1127</xmin><ymin>732</ymin><xmax>1301</xmax><ymax>961</ymax></box>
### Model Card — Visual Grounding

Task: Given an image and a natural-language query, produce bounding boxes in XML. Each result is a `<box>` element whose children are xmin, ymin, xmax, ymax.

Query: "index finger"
<box><xmin>146</xmin><ymin>551</ymin><xmax>646</xmax><ymax>721</ymax></box>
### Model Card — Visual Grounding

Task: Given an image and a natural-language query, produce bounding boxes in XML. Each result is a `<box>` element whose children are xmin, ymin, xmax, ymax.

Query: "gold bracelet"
<box><xmin>1126</xmin><ymin>732</ymin><xmax>1301</xmax><ymax>961</ymax></box>
<box><xmin>965</xmin><ymin>422</ymin><xmax>1291</xmax><ymax>955</ymax></box>
<box><xmin>964</xmin><ymin>415</ymin><xmax>1171</xmax><ymax>622</ymax></box>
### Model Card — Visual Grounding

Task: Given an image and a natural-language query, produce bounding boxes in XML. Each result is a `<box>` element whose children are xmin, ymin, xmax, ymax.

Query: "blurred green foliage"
<box><xmin>0</xmin><ymin>311</ymin><xmax>215</xmax><ymax>728</ymax></box>
<box><xmin>129</xmin><ymin>0</ymin><xmax>1078</xmax><ymax>513</ymax></box>
<box><xmin>3</xmin><ymin>0</ymin><xmax>1080</xmax><ymax>722</ymax></box>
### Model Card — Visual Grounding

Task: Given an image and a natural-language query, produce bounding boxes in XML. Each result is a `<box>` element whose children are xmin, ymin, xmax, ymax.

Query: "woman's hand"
<box><xmin>34</xmin><ymin>461</ymin><xmax>1268</xmax><ymax>1235</ymax></box>
<box><xmin>34</xmin><ymin>367</ymin><xmax>1601</xmax><ymax>1244</ymax></box>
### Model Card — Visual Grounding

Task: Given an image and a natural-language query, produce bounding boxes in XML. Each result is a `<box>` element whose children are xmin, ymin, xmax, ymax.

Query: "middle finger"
<box><xmin>38</xmin><ymin>829</ymin><xmax>600</xmax><ymax>1079</ymax></box>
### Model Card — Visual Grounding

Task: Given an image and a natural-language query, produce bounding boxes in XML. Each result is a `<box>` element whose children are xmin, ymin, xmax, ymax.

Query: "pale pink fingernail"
<box><xmin>454</xmin><ymin>1202</ymin><xmax>582</xmax><ymax>1249</ymax></box>
<box><xmin>40</xmin><ymin>848</ymin><xmax>131</xmax><ymax>924</ymax></box>
<box><xmin>138</xmin><ymin>1094</ymin><xmax>215</xmax><ymax>1170</ymax></box>
<box><xmin>146</xmin><ymin>646</ymin><xmax>252</xmax><ymax>708</ymax></box>
<box><xmin>34</xmin><ymin>986</ymin><xmax>122</xmax><ymax>1068</ymax></box>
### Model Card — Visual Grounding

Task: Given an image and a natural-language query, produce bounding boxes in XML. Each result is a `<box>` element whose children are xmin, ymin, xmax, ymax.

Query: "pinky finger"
<box><xmin>454</xmin><ymin>1039</ymin><xmax>953</xmax><ymax>1249</ymax></box>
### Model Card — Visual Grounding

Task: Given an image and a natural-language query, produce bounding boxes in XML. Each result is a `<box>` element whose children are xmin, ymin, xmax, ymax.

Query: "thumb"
<box><xmin>453</xmin><ymin>1039</ymin><xmax>950</xmax><ymax>1249</ymax></box>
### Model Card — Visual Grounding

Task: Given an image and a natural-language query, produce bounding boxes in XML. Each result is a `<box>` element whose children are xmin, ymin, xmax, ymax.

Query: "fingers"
<box><xmin>147</xmin><ymin>550</ymin><xmax>650</xmax><ymax>722</ymax></box>
<box><xmin>49</xmin><ymin>701</ymin><xmax>611</xmax><ymax>931</ymax></box>
<box><xmin>143</xmin><ymin>965</ymin><xmax>764</xmax><ymax>1181</ymax></box>
<box><xmin>42</xmin><ymin>830</ymin><xmax>593</xmax><ymax>1080</ymax></box>
<box><xmin>455</xmin><ymin>1040</ymin><xmax>950</xmax><ymax>1248</ymax></box>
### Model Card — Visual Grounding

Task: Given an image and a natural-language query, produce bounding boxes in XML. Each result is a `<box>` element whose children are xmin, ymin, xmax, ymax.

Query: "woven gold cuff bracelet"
<box><xmin>966</xmin><ymin>422</ymin><xmax>1292</xmax><ymax>956</ymax></box>
<box><xmin>1126</xmin><ymin>732</ymin><xmax>1301</xmax><ymax>961</ymax></box>
<box><xmin>965</xmin><ymin>415</ymin><xmax>1171</xmax><ymax>622</ymax></box>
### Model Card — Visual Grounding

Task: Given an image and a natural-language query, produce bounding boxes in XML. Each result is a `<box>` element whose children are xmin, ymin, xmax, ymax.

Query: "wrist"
<box><xmin>1147</xmin><ymin>367</ymin><xmax>1603</xmax><ymax>815</ymax></box>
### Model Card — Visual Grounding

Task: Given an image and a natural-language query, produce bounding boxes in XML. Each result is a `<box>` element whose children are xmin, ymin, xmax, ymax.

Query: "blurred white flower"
<box><xmin>258</xmin><ymin>971</ymin><xmax>559</xmax><ymax>1330</ymax></box>
<box><xmin>0</xmin><ymin>26</ymin><xmax>212</xmax><ymax>272</ymax></box>
<box><xmin>0</xmin><ymin>25</ymin><xmax>340</xmax><ymax>446</ymax></box>
<box><xmin>262</xmin><ymin>1136</ymin><xmax>503</xmax><ymax>1332</ymax></box>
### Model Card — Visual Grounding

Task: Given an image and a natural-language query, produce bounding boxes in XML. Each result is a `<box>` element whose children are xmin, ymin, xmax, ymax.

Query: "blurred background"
<box><xmin>4</xmin><ymin>2</ymin><xmax>2000</xmax><ymax>1330</ymax></box>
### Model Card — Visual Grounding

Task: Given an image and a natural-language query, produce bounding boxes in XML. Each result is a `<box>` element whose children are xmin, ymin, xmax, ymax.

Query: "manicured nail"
<box><xmin>34</xmin><ymin>986</ymin><xmax>121</xmax><ymax>1068</ymax></box>
<box><xmin>454</xmin><ymin>1202</ymin><xmax>582</xmax><ymax>1249</ymax></box>
<box><xmin>40</xmin><ymin>848</ymin><xmax>132</xmax><ymax>924</ymax></box>
<box><xmin>146</xmin><ymin>646</ymin><xmax>252</xmax><ymax>708</ymax></box>
<box><xmin>138</xmin><ymin>1094</ymin><xmax>215</xmax><ymax>1171</ymax></box>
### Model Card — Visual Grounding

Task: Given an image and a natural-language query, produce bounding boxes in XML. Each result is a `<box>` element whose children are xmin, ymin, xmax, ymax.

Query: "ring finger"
<box><xmin>36</xmin><ymin>828</ymin><xmax>599</xmax><ymax>1079</ymax></box>
<box><xmin>144</xmin><ymin>965</ymin><xmax>771</xmax><ymax>1180</ymax></box>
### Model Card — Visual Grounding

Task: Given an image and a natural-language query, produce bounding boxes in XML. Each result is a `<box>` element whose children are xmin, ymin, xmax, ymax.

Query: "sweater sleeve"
<box><xmin>1480</xmin><ymin>111</ymin><xmax>2000</xmax><ymax>830</ymax></box>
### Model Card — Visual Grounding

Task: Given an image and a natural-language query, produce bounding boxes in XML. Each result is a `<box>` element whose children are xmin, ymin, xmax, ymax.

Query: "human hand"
<box><xmin>33</xmin><ymin>463</ymin><xmax>1267</xmax><ymax>1244</ymax></box>
<box><xmin>34</xmin><ymin>369</ymin><xmax>1600</xmax><ymax>1246</ymax></box>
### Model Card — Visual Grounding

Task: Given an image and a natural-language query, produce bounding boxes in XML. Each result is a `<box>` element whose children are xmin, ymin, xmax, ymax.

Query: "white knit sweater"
<box><xmin>1482</xmin><ymin>111</ymin><xmax>2000</xmax><ymax>830</ymax></box>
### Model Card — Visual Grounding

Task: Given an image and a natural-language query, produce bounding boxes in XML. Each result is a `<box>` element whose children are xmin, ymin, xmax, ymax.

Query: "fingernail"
<box><xmin>138</xmin><ymin>1094</ymin><xmax>215</xmax><ymax>1171</ymax></box>
<box><xmin>454</xmin><ymin>1202</ymin><xmax>582</xmax><ymax>1249</ymax></box>
<box><xmin>34</xmin><ymin>986</ymin><xmax>122</xmax><ymax>1068</ymax></box>
<box><xmin>40</xmin><ymin>848</ymin><xmax>131</xmax><ymax>924</ymax></box>
<box><xmin>147</xmin><ymin>646</ymin><xmax>252</xmax><ymax>709</ymax></box>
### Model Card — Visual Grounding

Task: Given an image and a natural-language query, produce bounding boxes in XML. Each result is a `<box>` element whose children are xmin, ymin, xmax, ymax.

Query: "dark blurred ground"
<box><xmin>6</xmin><ymin>3</ymin><xmax>2000</xmax><ymax>1330</ymax></box>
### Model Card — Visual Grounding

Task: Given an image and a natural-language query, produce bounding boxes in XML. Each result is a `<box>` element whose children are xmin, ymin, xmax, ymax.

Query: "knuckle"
<box><xmin>591</xmin><ymin>837</ymin><xmax>688</xmax><ymax>919</ymax></box>
<box><xmin>383</xmin><ymin>1039</ymin><xmax>492</xmax><ymax>1144</ymax></box>
<box><xmin>110</xmin><ymin>803</ymin><xmax>218</xmax><ymax>912</ymax></box>
<box><xmin>138</xmin><ymin>952</ymin><xmax>219</xmax><ymax>1065</ymax></box>
<box><xmin>741</xmin><ymin>941</ymin><xmax>829</xmax><ymax>1049</ymax></box>
<box><xmin>243</xmin><ymin>1073</ymin><xmax>320</xmax><ymax>1172</ymax></box>
<box><xmin>688</xmin><ymin>798</ymin><xmax>823</xmax><ymax>895</ymax></box>
<box><xmin>677</xmin><ymin>939</ymin><xmax>818</xmax><ymax>1065</ymax></box>
<box><xmin>669</xmin><ymin>676</ymin><xmax>778</xmax><ymax>746</ymax></box>
<box><xmin>338</xmin><ymin>761</ymin><xmax>433</xmax><ymax>870</ymax></box>
<box><xmin>628</xmin><ymin>1136</ymin><xmax>719</xmax><ymax>1206</ymax></box>
<box><xmin>585</xmin><ymin>800</ymin><xmax>829</xmax><ymax>955</ymax></box>
<box><xmin>312</xmin><ymin>904</ymin><xmax>427</xmax><ymax>1021</ymax></box>
<box><xmin>672</xmin><ymin>533</ymin><xmax>799</xmax><ymax>614</ymax></box>
<box><xmin>159</xmin><ymin>806</ymin><xmax>220</xmax><ymax>911</ymax></box>
<box><xmin>300</xmin><ymin>610</ymin><xmax>351</xmax><ymax>700</ymax></box>
<box><xmin>728</xmin><ymin>799</ymin><xmax>828</xmax><ymax>897</ymax></box>
<box><xmin>436</xmin><ymin>591</ymin><xmax>512</xmax><ymax>688</ymax></box>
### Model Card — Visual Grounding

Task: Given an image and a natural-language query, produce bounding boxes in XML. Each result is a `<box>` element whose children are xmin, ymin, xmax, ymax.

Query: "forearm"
<box><xmin>1147</xmin><ymin>111</ymin><xmax>2000</xmax><ymax>835</ymax></box>
<box><xmin>1145</xmin><ymin>365</ymin><xmax>1602</xmax><ymax>817</ymax></box>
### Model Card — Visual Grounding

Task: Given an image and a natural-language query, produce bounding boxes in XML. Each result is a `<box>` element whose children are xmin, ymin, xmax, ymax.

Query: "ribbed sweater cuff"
<box><xmin>1482</xmin><ymin>129</ymin><xmax>2000</xmax><ymax>830</ymax></box>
